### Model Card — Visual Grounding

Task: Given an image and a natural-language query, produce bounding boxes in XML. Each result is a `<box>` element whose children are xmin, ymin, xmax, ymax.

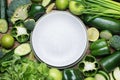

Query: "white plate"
<box><xmin>31</xmin><ymin>11</ymin><xmax>88</xmax><ymax>68</ymax></box>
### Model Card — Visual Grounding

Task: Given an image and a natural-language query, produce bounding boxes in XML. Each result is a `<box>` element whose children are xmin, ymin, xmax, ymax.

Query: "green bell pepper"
<box><xmin>62</xmin><ymin>69</ymin><xmax>84</xmax><ymax>80</ymax></box>
<box><xmin>28</xmin><ymin>3</ymin><xmax>46</xmax><ymax>20</ymax></box>
<box><xmin>79</xmin><ymin>55</ymin><xmax>99</xmax><ymax>76</ymax></box>
<box><xmin>90</xmin><ymin>39</ymin><xmax>110</xmax><ymax>57</ymax></box>
<box><xmin>11</xmin><ymin>23</ymin><xmax>29</xmax><ymax>43</ymax></box>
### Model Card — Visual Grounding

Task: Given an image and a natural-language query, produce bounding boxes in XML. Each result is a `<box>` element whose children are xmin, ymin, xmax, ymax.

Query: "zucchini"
<box><xmin>112</xmin><ymin>67</ymin><xmax>120</xmax><ymax>80</ymax></box>
<box><xmin>14</xmin><ymin>43</ymin><xmax>31</xmax><ymax>56</ymax></box>
<box><xmin>0</xmin><ymin>0</ymin><xmax>7</xmax><ymax>19</ymax></box>
<box><xmin>0</xmin><ymin>19</ymin><xmax>8</xmax><ymax>33</ymax></box>
<box><xmin>100</xmin><ymin>51</ymin><xmax>120</xmax><ymax>72</ymax></box>
<box><xmin>82</xmin><ymin>15</ymin><xmax>120</xmax><ymax>34</ymax></box>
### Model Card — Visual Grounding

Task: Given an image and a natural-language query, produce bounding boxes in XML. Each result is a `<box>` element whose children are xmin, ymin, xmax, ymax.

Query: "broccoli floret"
<box><xmin>109</xmin><ymin>35</ymin><xmax>120</xmax><ymax>50</ymax></box>
<box><xmin>7</xmin><ymin>0</ymin><xmax>31</xmax><ymax>21</ymax></box>
<box><xmin>11</xmin><ymin>4</ymin><xmax>30</xmax><ymax>24</ymax></box>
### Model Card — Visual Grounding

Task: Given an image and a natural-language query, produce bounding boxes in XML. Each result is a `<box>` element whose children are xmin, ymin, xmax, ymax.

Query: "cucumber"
<box><xmin>42</xmin><ymin>0</ymin><xmax>51</xmax><ymax>7</ymax></box>
<box><xmin>82</xmin><ymin>15</ymin><xmax>120</xmax><ymax>34</ymax></box>
<box><xmin>100</xmin><ymin>51</ymin><xmax>120</xmax><ymax>72</ymax></box>
<box><xmin>112</xmin><ymin>67</ymin><xmax>120</xmax><ymax>80</ymax></box>
<box><xmin>0</xmin><ymin>0</ymin><xmax>7</xmax><ymax>19</ymax></box>
<box><xmin>95</xmin><ymin>74</ymin><xmax>107</xmax><ymax>80</ymax></box>
<box><xmin>100</xmin><ymin>30</ymin><xmax>112</xmax><ymax>40</ymax></box>
<box><xmin>14</xmin><ymin>43</ymin><xmax>31</xmax><ymax>56</ymax></box>
<box><xmin>0</xmin><ymin>19</ymin><xmax>8</xmax><ymax>33</ymax></box>
<box><xmin>95</xmin><ymin>70</ymin><xmax>110</xmax><ymax>80</ymax></box>
<box><xmin>109</xmin><ymin>73</ymin><xmax>114</xmax><ymax>80</ymax></box>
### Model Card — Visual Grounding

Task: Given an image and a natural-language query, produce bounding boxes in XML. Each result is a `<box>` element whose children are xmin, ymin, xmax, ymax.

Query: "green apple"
<box><xmin>69</xmin><ymin>0</ymin><xmax>85</xmax><ymax>15</ymax></box>
<box><xmin>48</xmin><ymin>68</ymin><xmax>62</xmax><ymax>80</ymax></box>
<box><xmin>84</xmin><ymin>77</ymin><xmax>95</xmax><ymax>80</ymax></box>
<box><xmin>55</xmin><ymin>0</ymin><xmax>69</xmax><ymax>10</ymax></box>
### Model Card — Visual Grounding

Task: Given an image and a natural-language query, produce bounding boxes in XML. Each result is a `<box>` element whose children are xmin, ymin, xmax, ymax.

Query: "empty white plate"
<box><xmin>31</xmin><ymin>11</ymin><xmax>88</xmax><ymax>69</ymax></box>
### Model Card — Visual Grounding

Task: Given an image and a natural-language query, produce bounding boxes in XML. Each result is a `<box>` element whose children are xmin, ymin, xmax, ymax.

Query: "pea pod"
<box><xmin>62</xmin><ymin>69</ymin><xmax>84</xmax><ymax>80</ymax></box>
<box><xmin>90</xmin><ymin>39</ymin><xmax>110</xmax><ymax>57</ymax></box>
<box><xmin>79</xmin><ymin>55</ymin><xmax>99</xmax><ymax>76</ymax></box>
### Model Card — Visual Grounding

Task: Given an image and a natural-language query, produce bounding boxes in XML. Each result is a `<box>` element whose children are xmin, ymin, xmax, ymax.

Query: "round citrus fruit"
<box><xmin>1</xmin><ymin>34</ymin><xmax>15</xmax><ymax>49</ymax></box>
<box><xmin>55</xmin><ymin>0</ymin><xmax>69</xmax><ymax>10</ymax></box>
<box><xmin>87</xmin><ymin>27</ymin><xmax>99</xmax><ymax>41</ymax></box>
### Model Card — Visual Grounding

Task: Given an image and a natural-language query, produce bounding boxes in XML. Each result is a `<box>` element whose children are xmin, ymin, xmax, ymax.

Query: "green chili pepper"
<box><xmin>11</xmin><ymin>23</ymin><xmax>29</xmax><ymax>43</ymax></box>
<box><xmin>62</xmin><ymin>69</ymin><xmax>84</xmax><ymax>80</ymax></box>
<box><xmin>90</xmin><ymin>39</ymin><xmax>110</xmax><ymax>57</ymax></box>
<box><xmin>79</xmin><ymin>55</ymin><xmax>99</xmax><ymax>76</ymax></box>
<box><xmin>28</xmin><ymin>3</ymin><xmax>46</xmax><ymax>20</ymax></box>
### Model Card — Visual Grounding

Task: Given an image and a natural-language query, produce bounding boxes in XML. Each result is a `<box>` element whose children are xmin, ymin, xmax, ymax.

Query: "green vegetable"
<box><xmin>28</xmin><ymin>3</ymin><xmax>46</xmax><ymax>20</ymax></box>
<box><xmin>109</xmin><ymin>35</ymin><xmax>120</xmax><ymax>50</ymax></box>
<box><xmin>48</xmin><ymin>68</ymin><xmax>62</xmax><ymax>80</ymax></box>
<box><xmin>90</xmin><ymin>39</ymin><xmax>110</xmax><ymax>57</ymax></box>
<box><xmin>62</xmin><ymin>69</ymin><xmax>84</xmax><ymax>80</ymax></box>
<box><xmin>0</xmin><ymin>54</ymin><xmax>50</xmax><ymax>80</ymax></box>
<box><xmin>0</xmin><ymin>0</ymin><xmax>7</xmax><ymax>19</ymax></box>
<box><xmin>79</xmin><ymin>55</ymin><xmax>99</xmax><ymax>76</ymax></box>
<box><xmin>112</xmin><ymin>67</ymin><xmax>120</xmax><ymax>80</ymax></box>
<box><xmin>0</xmin><ymin>19</ymin><xmax>8</xmax><ymax>33</ymax></box>
<box><xmin>0</xmin><ymin>49</ymin><xmax>14</xmax><ymax>64</ymax></box>
<box><xmin>14</xmin><ymin>43</ymin><xmax>31</xmax><ymax>56</ymax></box>
<box><xmin>109</xmin><ymin>73</ymin><xmax>114</xmax><ymax>80</ymax></box>
<box><xmin>7</xmin><ymin>0</ymin><xmax>31</xmax><ymax>21</ymax></box>
<box><xmin>84</xmin><ymin>77</ymin><xmax>95</xmax><ymax>80</ymax></box>
<box><xmin>82</xmin><ymin>15</ymin><xmax>120</xmax><ymax>34</ymax></box>
<box><xmin>24</xmin><ymin>19</ymin><xmax>36</xmax><ymax>31</ymax></box>
<box><xmin>100</xmin><ymin>51</ymin><xmax>120</xmax><ymax>72</ymax></box>
<box><xmin>95</xmin><ymin>70</ymin><xmax>110</xmax><ymax>80</ymax></box>
<box><xmin>42</xmin><ymin>0</ymin><xmax>51</xmax><ymax>7</ymax></box>
<box><xmin>11</xmin><ymin>4</ymin><xmax>30</xmax><ymax>24</ymax></box>
<box><xmin>100</xmin><ymin>30</ymin><xmax>112</xmax><ymax>40</ymax></box>
<box><xmin>11</xmin><ymin>23</ymin><xmax>29</xmax><ymax>43</ymax></box>
<box><xmin>73</xmin><ymin>0</ymin><xmax>120</xmax><ymax>18</ymax></box>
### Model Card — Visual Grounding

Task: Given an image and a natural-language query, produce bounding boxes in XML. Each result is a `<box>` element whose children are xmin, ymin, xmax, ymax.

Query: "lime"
<box><xmin>55</xmin><ymin>0</ymin><xmax>69</xmax><ymax>10</ymax></box>
<box><xmin>87</xmin><ymin>27</ymin><xmax>99</xmax><ymax>41</ymax></box>
<box><xmin>1</xmin><ymin>34</ymin><xmax>15</xmax><ymax>49</ymax></box>
<box><xmin>49</xmin><ymin>68</ymin><xmax>62</xmax><ymax>80</ymax></box>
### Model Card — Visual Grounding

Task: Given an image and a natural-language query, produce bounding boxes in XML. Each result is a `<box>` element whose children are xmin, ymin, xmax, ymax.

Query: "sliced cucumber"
<box><xmin>95</xmin><ymin>74</ymin><xmax>107</xmax><ymax>80</ymax></box>
<box><xmin>112</xmin><ymin>67</ymin><xmax>120</xmax><ymax>80</ymax></box>
<box><xmin>14</xmin><ymin>43</ymin><xmax>31</xmax><ymax>56</ymax></box>
<box><xmin>100</xmin><ymin>30</ymin><xmax>112</xmax><ymax>40</ymax></box>
<box><xmin>0</xmin><ymin>19</ymin><xmax>8</xmax><ymax>33</ymax></box>
<box><xmin>109</xmin><ymin>73</ymin><xmax>114</xmax><ymax>80</ymax></box>
<box><xmin>95</xmin><ymin>70</ymin><xmax>110</xmax><ymax>80</ymax></box>
<box><xmin>42</xmin><ymin>0</ymin><xmax>51</xmax><ymax>7</ymax></box>
<box><xmin>46</xmin><ymin>3</ymin><xmax>55</xmax><ymax>13</ymax></box>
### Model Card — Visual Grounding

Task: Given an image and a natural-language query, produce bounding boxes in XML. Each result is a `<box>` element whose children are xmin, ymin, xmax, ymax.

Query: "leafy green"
<box><xmin>0</xmin><ymin>54</ymin><xmax>50</xmax><ymax>80</ymax></box>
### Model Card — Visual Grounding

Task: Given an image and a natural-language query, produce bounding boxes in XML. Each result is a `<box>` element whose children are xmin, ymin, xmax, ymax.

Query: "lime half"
<box><xmin>87</xmin><ymin>27</ymin><xmax>99</xmax><ymax>41</ymax></box>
